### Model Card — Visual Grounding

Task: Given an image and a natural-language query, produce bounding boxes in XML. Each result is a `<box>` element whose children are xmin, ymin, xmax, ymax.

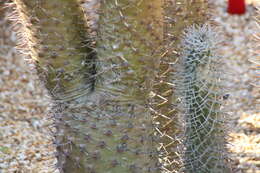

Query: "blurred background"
<box><xmin>0</xmin><ymin>0</ymin><xmax>259</xmax><ymax>172</ymax></box>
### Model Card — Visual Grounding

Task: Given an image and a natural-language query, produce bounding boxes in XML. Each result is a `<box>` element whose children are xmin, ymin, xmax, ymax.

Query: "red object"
<box><xmin>227</xmin><ymin>0</ymin><xmax>246</xmax><ymax>15</ymax></box>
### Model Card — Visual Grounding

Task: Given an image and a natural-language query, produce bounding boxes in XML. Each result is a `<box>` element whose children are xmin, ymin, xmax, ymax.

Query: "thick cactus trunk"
<box><xmin>175</xmin><ymin>25</ymin><xmax>231</xmax><ymax>173</ymax></box>
<box><xmin>13</xmin><ymin>0</ymin><xmax>96</xmax><ymax>172</ymax></box>
<box><xmin>87</xmin><ymin>0</ymin><xmax>163</xmax><ymax>172</ymax></box>
<box><xmin>13</xmin><ymin>0</ymin><xmax>163</xmax><ymax>172</ymax></box>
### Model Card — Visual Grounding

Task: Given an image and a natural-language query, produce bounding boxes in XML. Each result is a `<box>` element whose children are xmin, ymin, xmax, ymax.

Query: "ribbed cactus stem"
<box><xmin>13</xmin><ymin>0</ymin><xmax>164</xmax><ymax>172</ymax></box>
<box><xmin>14</xmin><ymin>0</ymin><xmax>164</xmax><ymax>172</ymax></box>
<box><xmin>176</xmin><ymin>24</ymin><xmax>231</xmax><ymax>173</ymax></box>
<box><xmin>13</xmin><ymin>0</ymin><xmax>96</xmax><ymax>172</ymax></box>
<box><xmin>81</xmin><ymin>0</ymin><xmax>164</xmax><ymax>172</ymax></box>
<box><xmin>153</xmin><ymin>0</ymin><xmax>208</xmax><ymax>172</ymax></box>
<box><xmin>13</xmin><ymin>0</ymin><xmax>96</xmax><ymax>101</ymax></box>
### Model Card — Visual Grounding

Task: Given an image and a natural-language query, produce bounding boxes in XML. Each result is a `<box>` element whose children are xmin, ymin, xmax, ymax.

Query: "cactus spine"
<box><xmin>174</xmin><ymin>24</ymin><xmax>230</xmax><ymax>173</ymax></box>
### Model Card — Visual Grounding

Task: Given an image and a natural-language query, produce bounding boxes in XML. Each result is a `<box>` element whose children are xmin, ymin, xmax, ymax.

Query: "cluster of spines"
<box><xmin>173</xmin><ymin>24</ymin><xmax>231</xmax><ymax>173</ymax></box>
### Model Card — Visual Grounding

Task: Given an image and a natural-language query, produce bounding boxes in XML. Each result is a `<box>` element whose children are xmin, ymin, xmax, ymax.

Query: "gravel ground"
<box><xmin>0</xmin><ymin>0</ymin><xmax>259</xmax><ymax>173</ymax></box>
<box><xmin>210</xmin><ymin>0</ymin><xmax>260</xmax><ymax>172</ymax></box>
<box><xmin>0</xmin><ymin>4</ymin><xmax>57</xmax><ymax>173</ymax></box>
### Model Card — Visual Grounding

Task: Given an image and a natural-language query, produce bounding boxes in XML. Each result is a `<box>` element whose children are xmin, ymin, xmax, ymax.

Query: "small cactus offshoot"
<box><xmin>173</xmin><ymin>24</ymin><xmax>231</xmax><ymax>173</ymax></box>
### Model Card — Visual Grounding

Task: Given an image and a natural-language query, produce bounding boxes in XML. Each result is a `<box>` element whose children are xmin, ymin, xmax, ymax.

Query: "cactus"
<box><xmin>11</xmin><ymin>0</ymin><xmax>96</xmax><ymax>172</ymax></box>
<box><xmin>12</xmin><ymin>0</ymin><xmax>163</xmax><ymax>172</ymax></box>
<box><xmin>56</xmin><ymin>0</ymin><xmax>164</xmax><ymax>172</ymax></box>
<box><xmin>12</xmin><ymin>0</ymin><xmax>96</xmax><ymax>101</ymax></box>
<box><xmin>173</xmin><ymin>24</ymin><xmax>231</xmax><ymax>173</ymax></box>
<box><xmin>11</xmin><ymin>0</ymin><xmax>232</xmax><ymax>172</ymax></box>
<box><xmin>83</xmin><ymin>0</ymin><xmax>163</xmax><ymax>172</ymax></box>
<box><xmin>152</xmin><ymin>0</ymin><xmax>208</xmax><ymax>172</ymax></box>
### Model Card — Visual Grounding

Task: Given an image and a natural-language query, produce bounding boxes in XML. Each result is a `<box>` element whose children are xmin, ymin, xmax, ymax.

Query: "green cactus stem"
<box><xmin>72</xmin><ymin>0</ymin><xmax>163</xmax><ymax>172</ymax></box>
<box><xmin>12</xmin><ymin>0</ymin><xmax>164</xmax><ymax>172</ymax></box>
<box><xmin>56</xmin><ymin>0</ymin><xmax>164</xmax><ymax>172</ymax></box>
<box><xmin>13</xmin><ymin>0</ymin><xmax>96</xmax><ymax>101</ymax></box>
<box><xmin>152</xmin><ymin>0</ymin><xmax>209</xmax><ymax>172</ymax></box>
<box><xmin>175</xmin><ymin>24</ymin><xmax>231</xmax><ymax>173</ymax></box>
<box><xmin>12</xmin><ymin>0</ymin><xmax>97</xmax><ymax>172</ymax></box>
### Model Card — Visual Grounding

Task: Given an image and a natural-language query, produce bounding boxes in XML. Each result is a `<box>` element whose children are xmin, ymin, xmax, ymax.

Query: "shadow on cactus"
<box><xmin>173</xmin><ymin>24</ymin><xmax>231</xmax><ymax>173</ymax></box>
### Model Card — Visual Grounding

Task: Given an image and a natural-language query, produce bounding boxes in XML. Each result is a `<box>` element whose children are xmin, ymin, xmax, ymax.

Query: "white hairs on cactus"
<box><xmin>181</xmin><ymin>24</ymin><xmax>220</xmax><ymax>66</ymax></box>
<box><xmin>175</xmin><ymin>24</ymin><xmax>231</xmax><ymax>173</ymax></box>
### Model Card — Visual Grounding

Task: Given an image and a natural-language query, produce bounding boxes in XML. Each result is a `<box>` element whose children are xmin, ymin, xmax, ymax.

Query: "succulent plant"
<box><xmin>12</xmin><ymin>0</ymin><xmax>163</xmax><ymax>172</ymax></box>
<box><xmin>10</xmin><ymin>0</ymin><xmax>232</xmax><ymax>172</ymax></box>
<box><xmin>153</xmin><ymin>0</ymin><xmax>208</xmax><ymax>172</ymax></box>
<box><xmin>173</xmin><ymin>24</ymin><xmax>231</xmax><ymax>173</ymax></box>
<box><xmin>54</xmin><ymin>0</ymin><xmax>164</xmax><ymax>172</ymax></box>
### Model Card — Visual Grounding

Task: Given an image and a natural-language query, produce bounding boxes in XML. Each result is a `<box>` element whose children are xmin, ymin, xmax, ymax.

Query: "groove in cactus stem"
<box><xmin>13</xmin><ymin>0</ymin><xmax>96</xmax><ymax>101</ymax></box>
<box><xmin>13</xmin><ymin>0</ymin><xmax>164</xmax><ymax>172</ymax></box>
